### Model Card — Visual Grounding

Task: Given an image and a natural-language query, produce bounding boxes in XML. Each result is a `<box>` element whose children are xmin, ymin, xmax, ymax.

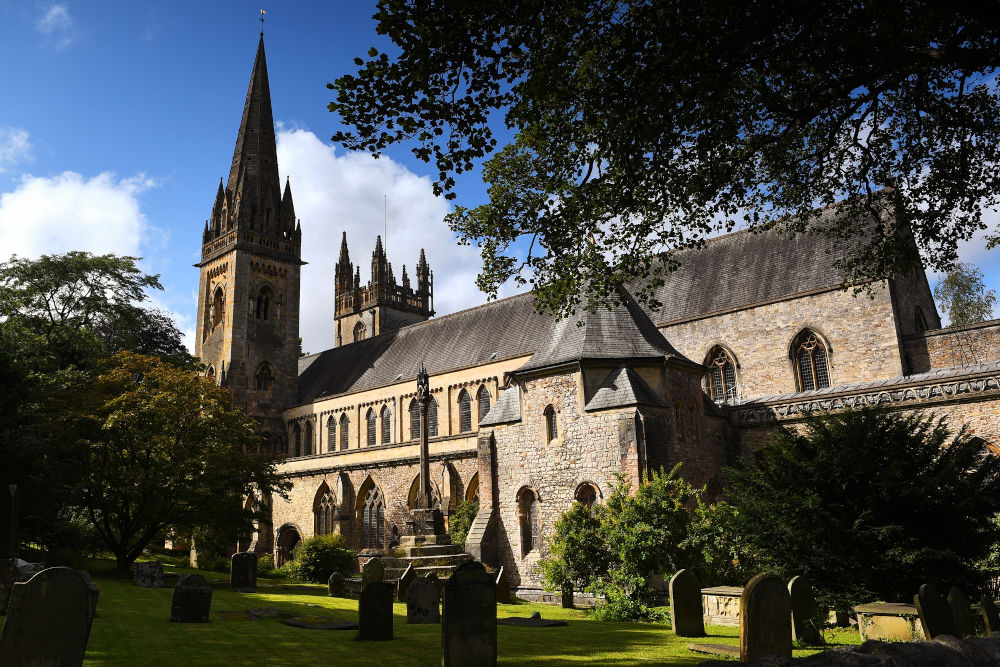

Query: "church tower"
<box><xmin>194</xmin><ymin>34</ymin><xmax>302</xmax><ymax>452</ymax></box>
<box><xmin>333</xmin><ymin>234</ymin><xmax>433</xmax><ymax>346</ymax></box>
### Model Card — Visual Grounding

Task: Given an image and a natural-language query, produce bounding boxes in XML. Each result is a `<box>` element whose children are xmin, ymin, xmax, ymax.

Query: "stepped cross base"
<box><xmin>399</xmin><ymin>508</ymin><xmax>450</xmax><ymax>548</ymax></box>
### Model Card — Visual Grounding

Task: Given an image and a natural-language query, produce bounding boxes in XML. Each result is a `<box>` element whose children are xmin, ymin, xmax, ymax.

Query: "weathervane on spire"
<box><xmin>259</xmin><ymin>8</ymin><xmax>266</xmax><ymax>36</ymax></box>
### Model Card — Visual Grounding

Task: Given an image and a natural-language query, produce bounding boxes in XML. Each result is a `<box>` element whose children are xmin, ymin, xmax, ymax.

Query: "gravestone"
<box><xmin>669</xmin><ymin>569</ymin><xmax>705</xmax><ymax>637</ymax></box>
<box><xmin>328</xmin><ymin>571</ymin><xmax>345</xmax><ymax>597</ymax></box>
<box><xmin>132</xmin><ymin>560</ymin><xmax>164</xmax><ymax>587</ymax></box>
<box><xmin>76</xmin><ymin>569</ymin><xmax>100</xmax><ymax>634</ymax></box>
<box><xmin>357</xmin><ymin>580</ymin><xmax>394</xmax><ymax>641</ymax></box>
<box><xmin>170</xmin><ymin>573</ymin><xmax>212</xmax><ymax>623</ymax></box>
<box><xmin>948</xmin><ymin>587</ymin><xmax>976</xmax><ymax>638</ymax></box>
<box><xmin>788</xmin><ymin>575</ymin><xmax>824</xmax><ymax>645</ymax></box>
<box><xmin>980</xmin><ymin>595</ymin><xmax>1000</xmax><ymax>634</ymax></box>
<box><xmin>740</xmin><ymin>572</ymin><xmax>792</xmax><ymax>662</ymax></box>
<box><xmin>914</xmin><ymin>583</ymin><xmax>958</xmax><ymax>639</ymax></box>
<box><xmin>442</xmin><ymin>561</ymin><xmax>496</xmax><ymax>667</ymax></box>
<box><xmin>495</xmin><ymin>566</ymin><xmax>510</xmax><ymax>604</ymax></box>
<box><xmin>497</xmin><ymin>611</ymin><xmax>568</xmax><ymax>627</ymax></box>
<box><xmin>0</xmin><ymin>567</ymin><xmax>91</xmax><ymax>666</ymax></box>
<box><xmin>397</xmin><ymin>563</ymin><xmax>417</xmax><ymax>603</ymax></box>
<box><xmin>561</xmin><ymin>582</ymin><xmax>574</xmax><ymax>609</ymax></box>
<box><xmin>361</xmin><ymin>557</ymin><xmax>385</xmax><ymax>591</ymax></box>
<box><xmin>406</xmin><ymin>574</ymin><xmax>441</xmax><ymax>624</ymax></box>
<box><xmin>230</xmin><ymin>552</ymin><xmax>257</xmax><ymax>593</ymax></box>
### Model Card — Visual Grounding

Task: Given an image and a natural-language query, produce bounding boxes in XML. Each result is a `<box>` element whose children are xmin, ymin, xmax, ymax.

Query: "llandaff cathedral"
<box><xmin>195</xmin><ymin>37</ymin><xmax>1000</xmax><ymax>596</ymax></box>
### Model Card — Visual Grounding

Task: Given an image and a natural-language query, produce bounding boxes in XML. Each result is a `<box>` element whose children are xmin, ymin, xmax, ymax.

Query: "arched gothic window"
<box><xmin>255</xmin><ymin>363</ymin><xmax>274</xmax><ymax>392</ymax></box>
<box><xmin>517</xmin><ymin>487</ymin><xmax>540</xmax><ymax>557</ymax></box>
<box><xmin>211</xmin><ymin>286</ymin><xmax>225</xmax><ymax>329</ymax></box>
<box><xmin>354</xmin><ymin>321</ymin><xmax>367</xmax><ymax>343</ymax></box>
<box><xmin>705</xmin><ymin>346</ymin><xmax>738</xmax><ymax>403</ymax></box>
<box><xmin>362</xmin><ymin>486</ymin><xmax>385</xmax><ymax>550</ymax></box>
<box><xmin>575</xmin><ymin>482</ymin><xmax>599</xmax><ymax>508</ymax></box>
<box><xmin>477</xmin><ymin>386</ymin><xmax>491</xmax><ymax>424</ymax></box>
<box><xmin>366</xmin><ymin>409</ymin><xmax>377</xmax><ymax>447</ymax></box>
<box><xmin>793</xmin><ymin>329</ymin><xmax>831</xmax><ymax>391</ymax></box>
<box><xmin>290</xmin><ymin>423</ymin><xmax>301</xmax><ymax>457</ymax></box>
<box><xmin>304</xmin><ymin>421</ymin><xmax>314</xmax><ymax>456</ymax></box>
<box><xmin>380</xmin><ymin>406</ymin><xmax>391</xmax><ymax>444</ymax></box>
<box><xmin>543</xmin><ymin>404</ymin><xmax>558</xmax><ymax>443</ymax></box>
<box><xmin>327</xmin><ymin>416</ymin><xmax>336</xmax><ymax>453</ymax></box>
<box><xmin>315</xmin><ymin>486</ymin><xmax>336</xmax><ymax>536</ymax></box>
<box><xmin>339</xmin><ymin>414</ymin><xmax>349</xmax><ymax>451</ymax></box>
<box><xmin>458</xmin><ymin>389</ymin><xmax>472</xmax><ymax>433</ymax></box>
<box><xmin>428</xmin><ymin>398</ymin><xmax>439</xmax><ymax>437</ymax></box>
<box><xmin>255</xmin><ymin>285</ymin><xmax>273</xmax><ymax>320</ymax></box>
<box><xmin>206</xmin><ymin>365</ymin><xmax>216</xmax><ymax>380</ymax></box>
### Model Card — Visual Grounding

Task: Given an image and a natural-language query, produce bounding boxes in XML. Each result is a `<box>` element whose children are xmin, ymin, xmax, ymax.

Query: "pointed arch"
<box><xmin>409</xmin><ymin>398</ymin><xmax>420</xmax><ymax>440</ymax></box>
<box><xmin>516</xmin><ymin>486</ymin><xmax>541</xmax><ymax>557</ymax></box>
<box><xmin>465</xmin><ymin>472</ymin><xmax>480</xmax><ymax>504</ymax></box>
<box><xmin>314</xmin><ymin>481</ymin><xmax>336</xmax><ymax>536</ymax></box>
<box><xmin>380</xmin><ymin>405</ymin><xmax>392</xmax><ymax>444</ymax></box>
<box><xmin>790</xmin><ymin>328</ymin><xmax>832</xmax><ymax>391</ymax></box>
<box><xmin>543</xmin><ymin>404</ymin><xmax>558</xmax><ymax>443</ymax></box>
<box><xmin>704</xmin><ymin>345</ymin><xmax>739</xmax><ymax>403</ymax></box>
<box><xmin>339</xmin><ymin>413</ymin><xmax>350</xmax><ymax>450</ymax></box>
<box><xmin>290</xmin><ymin>423</ymin><xmax>301</xmax><ymax>457</ymax></box>
<box><xmin>255</xmin><ymin>362</ymin><xmax>274</xmax><ymax>392</ymax></box>
<box><xmin>303</xmin><ymin>420</ymin><xmax>314</xmax><ymax>456</ymax></box>
<box><xmin>356</xmin><ymin>475</ymin><xmax>386</xmax><ymax>550</ymax></box>
<box><xmin>366</xmin><ymin>408</ymin><xmax>377</xmax><ymax>447</ymax></box>
<box><xmin>211</xmin><ymin>285</ymin><xmax>225</xmax><ymax>329</ymax></box>
<box><xmin>327</xmin><ymin>416</ymin><xmax>336</xmax><ymax>453</ymax></box>
<box><xmin>458</xmin><ymin>389</ymin><xmax>472</xmax><ymax>433</ymax></box>
<box><xmin>406</xmin><ymin>474</ymin><xmax>442</xmax><ymax>511</ymax></box>
<box><xmin>477</xmin><ymin>385</ymin><xmax>491</xmax><ymax>424</ymax></box>
<box><xmin>255</xmin><ymin>283</ymin><xmax>274</xmax><ymax>320</ymax></box>
<box><xmin>353</xmin><ymin>321</ymin><xmax>367</xmax><ymax>342</ymax></box>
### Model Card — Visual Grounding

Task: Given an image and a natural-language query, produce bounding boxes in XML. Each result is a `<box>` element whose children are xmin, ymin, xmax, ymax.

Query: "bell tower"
<box><xmin>194</xmin><ymin>34</ymin><xmax>302</xmax><ymax>452</ymax></box>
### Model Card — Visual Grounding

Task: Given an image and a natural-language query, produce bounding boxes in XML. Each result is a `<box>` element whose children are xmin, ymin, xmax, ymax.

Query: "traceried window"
<box><xmin>517</xmin><ymin>487</ymin><xmax>540</xmax><ymax>557</ymax></box>
<box><xmin>543</xmin><ymin>405</ymin><xmax>558</xmax><ymax>443</ymax></box>
<box><xmin>290</xmin><ymin>423</ymin><xmax>301</xmax><ymax>457</ymax></box>
<box><xmin>410</xmin><ymin>399</ymin><xmax>420</xmax><ymax>441</ymax></box>
<box><xmin>362</xmin><ymin>486</ymin><xmax>385</xmax><ymax>550</ymax></box>
<box><xmin>380</xmin><ymin>406</ymin><xmax>391</xmax><ymax>444</ymax></box>
<box><xmin>316</xmin><ymin>487</ymin><xmax>335</xmax><ymax>535</ymax></box>
<box><xmin>477</xmin><ymin>386</ymin><xmax>491</xmax><ymax>424</ymax></box>
<box><xmin>303</xmin><ymin>421</ymin><xmax>314</xmax><ymax>456</ymax></box>
<box><xmin>327</xmin><ymin>416</ymin><xmax>336</xmax><ymax>453</ymax></box>
<box><xmin>255</xmin><ymin>363</ymin><xmax>273</xmax><ymax>392</ymax></box>
<box><xmin>366</xmin><ymin>409</ymin><xmax>377</xmax><ymax>447</ymax></box>
<box><xmin>255</xmin><ymin>285</ymin><xmax>273</xmax><ymax>320</ymax></box>
<box><xmin>211</xmin><ymin>286</ymin><xmax>225</xmax><ymax>329</ymax></box>
<box><xmin>793</xmin><ymin>329</ymin><xmax>831</xmax><ymax>391</ymax></box>
<box><xmin>428</xmin><ymin>398</ymin><xmax>439</xmax><ymax>437</ymax></box>
<box><xmin>458</xmin><ymin>389</ymin><xmax>472</xmax><ymax>433</ymax></box>
<box><xmin>353</xmin><ymin>321</ymin><xmax>367</xmax><ymax>343</ymax></box>
<box><xmin>705</xmin><ymin>346</ymin><xmax>738</xmax><ymax>403</ymax></box>
<box><xmin>339</xmin><ymin>414</ymin><xmax>349</xmax><ymax>451</ymax></box>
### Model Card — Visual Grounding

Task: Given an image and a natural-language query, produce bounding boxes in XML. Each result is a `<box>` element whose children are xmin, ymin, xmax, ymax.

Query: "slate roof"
<box><xmin>584</xmin><ymin>367</ymin><xmax>667</xmax><ymax>412</ymax></box>
<box><xmin>479</xmin><ymin>385</ymin><xmax>522</xmax><ymax>426</ymax></box>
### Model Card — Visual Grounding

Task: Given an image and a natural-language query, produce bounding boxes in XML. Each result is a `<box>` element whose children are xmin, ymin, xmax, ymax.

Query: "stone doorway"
<box><xmin>275</xmin><ymin>524</ymin><xmax>301</xmax><ymax>567</ymax></box>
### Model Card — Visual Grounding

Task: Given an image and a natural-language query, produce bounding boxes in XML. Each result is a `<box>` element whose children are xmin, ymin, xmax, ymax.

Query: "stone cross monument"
<box><xmin>401</xmin><ymin>362</ymin><xmax>449</xmax><ymax>546</ymax></box>
<box><xmin>416</xmin><ymin>362</ymin><xmax>432</xmax><ymax>509</ymax></box>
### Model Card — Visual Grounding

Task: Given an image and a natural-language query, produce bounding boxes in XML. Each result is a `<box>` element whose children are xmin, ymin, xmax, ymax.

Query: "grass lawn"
<box><xmin>1</xmin><ymin>560</ymin><xmax>862</xmax><ymax>665</ymax></box>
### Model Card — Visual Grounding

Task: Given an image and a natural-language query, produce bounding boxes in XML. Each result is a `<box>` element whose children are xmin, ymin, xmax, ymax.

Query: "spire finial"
<box><xmin>259</xmin><ymin>9</ymin><xmax>266</xmax><ymax>36</ymax></box>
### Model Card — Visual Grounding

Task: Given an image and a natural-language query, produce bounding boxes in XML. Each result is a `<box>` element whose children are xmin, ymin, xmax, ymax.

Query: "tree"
<box><xmin>69</xmin><ymin>352</ymin><xmax>290</xmax><ymax>572</ymax></box>
<box><xmin>540</xmin><ymin>501</ymin><xmax>610</xmax><ymax>594</ymax></box>
<box><xmin>332</xmin><ymin>2</ymin><xmax>1000</xmax><ymax>318</ymax></box>
<box><xmin>933</xmin><ymin>262</ymin><xmax>998</xmax><ymax>326</ymax></box>
<box><xmin>726</xmin><ymin>408</ymin><xmax>1000</xmax><ymax>611</ymax></box>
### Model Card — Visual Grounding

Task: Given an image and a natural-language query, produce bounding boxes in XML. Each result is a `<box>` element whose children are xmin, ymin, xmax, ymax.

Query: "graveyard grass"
<box><xmin>0</xmin><ymin>561</ymin><xmax>861</xmax><ymax>665</ymax></box>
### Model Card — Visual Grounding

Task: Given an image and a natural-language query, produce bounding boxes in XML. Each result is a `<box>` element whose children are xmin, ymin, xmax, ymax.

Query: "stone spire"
<box><xmin>416</xmin><ymin>248</ymin><xmax>431</xmax><ymax>292</ymax></box>
<box><xmin>335</xmin><ymin>232</ymin><xmax>353</xmax><ymax>295</ymax></box>
<box><xmin>280</xmin><ymin>176</ymin><xmax>296</xmax><ymax>235</ymax></box>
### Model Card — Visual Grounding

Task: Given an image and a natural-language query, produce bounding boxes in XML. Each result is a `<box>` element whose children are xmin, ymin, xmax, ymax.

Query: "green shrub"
<box><xmin>540</xmin><ymin>501</ymin><xmax>609</xmax><ymax>592</ymax></box>
<box><xmin>449</xmin><ymin>500</ymin><xmax>479</xmax><ymax>549</ymax></box>
<box><xmin>257</xmin><ymin>553</ymin><xmax>276</xmax><ymax>572</ymax></box>
<box><xmin>288</xmin><ymin>534</ymin><xmax>356</xmax><ymax>583</ymax></box>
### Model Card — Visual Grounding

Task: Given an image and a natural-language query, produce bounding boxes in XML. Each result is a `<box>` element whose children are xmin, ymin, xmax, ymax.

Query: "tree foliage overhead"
<box><xmin>933</xmin><ymin>261</ymin><xmax>998</xmax><ymax>326</ymax></box>
<box><xmin>332</xmin><ymin>1</ymin><xmax>1000</xmax><ymax>317</ymax></box>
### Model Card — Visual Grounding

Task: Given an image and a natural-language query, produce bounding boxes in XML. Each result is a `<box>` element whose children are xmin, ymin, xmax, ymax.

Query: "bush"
<box><xmin>683</xmin><ymin>497</ymin><xmax>759</xmax><ymax>588</ymax></box>
<box><xmin>541</xmin><ymin>501</ymin><xmax>609</xmax><ymax>592</ymax></box>
<box><xmin>449</xmin><ymin>500</ymin><xmax>479</xmax><ymax>549</ymax></box>
<box><xmin>257</xmin><ymin>553</ymin><xmax>276</xmax><ymax>573</ymax></box>
<box><xmin>288</xmin><ymin>534</ymin><xmax>357</xmax><ymax>583</ymax></box>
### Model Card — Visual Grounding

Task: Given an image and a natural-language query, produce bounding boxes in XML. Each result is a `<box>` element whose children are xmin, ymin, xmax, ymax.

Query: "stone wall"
<box><xmin>903</xmin><ymin>319</ymin><xmax>1000</xmax><ymax>374</ymax></box>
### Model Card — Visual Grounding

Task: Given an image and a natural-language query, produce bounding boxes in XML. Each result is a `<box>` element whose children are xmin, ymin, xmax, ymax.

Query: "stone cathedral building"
<box><xmin>196</xmin><ymin>37</ymin><xmax>1000</xmax><ymax>596</ymax></box>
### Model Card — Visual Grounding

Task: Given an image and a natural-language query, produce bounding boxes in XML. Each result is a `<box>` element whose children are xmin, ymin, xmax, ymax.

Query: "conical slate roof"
<box><xmin>584</xmin><ymin>367</ymin><xmax>667</xmax><ymax>412</ymax></box>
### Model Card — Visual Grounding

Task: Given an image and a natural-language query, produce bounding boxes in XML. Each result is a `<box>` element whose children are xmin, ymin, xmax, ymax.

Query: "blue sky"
<box><xmin>1</xmin><ymin>2</ymin><xmax>997</xmax><ymax>355</ymax></box>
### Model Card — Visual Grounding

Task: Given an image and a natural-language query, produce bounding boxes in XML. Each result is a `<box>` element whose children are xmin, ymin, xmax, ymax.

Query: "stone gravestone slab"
<box><xmin>740</xmin><ymin>572</ymin><xmax>792</xmax><ymax>662</ymax></box>
<box><xmin>914</xmin><ymin>583</ymin><xmax>958</xmax><ymax>639</ymax></box>
<box><xmin>357</xmin><ymin>580</ymin><xmax>394</xmax><ymax>641</ymax></box>
<box><xmin>669</xmin><ymin>569</ymin><xmax>705</xmax><ymax>637</ymax></box>
<box><xmin>230</xmin><ymin>552</ymin><xmax>257</xmax><ymax>593</ymax></box>
<box><xmin>948</xmin><ymin>587</ymin><xmax>976</xmax><ymax>638</ymax></box>
<box><xmin>0</xmin><ymin>567</ymin><xmax>91</xmax><ymax>667</ymax></box>
<box><xmin>361</xmin><ymin>557</ymin><xmax>385</xmax><ymax>591</ymax></box>
<box><xmin>561</xmin><ymin>582</ymin><xmax>574</xmax><ymax>609</ymax></box>
<box><xmin>442</xmin><ymin>561</ymin><xmax>496</xmax><ymax>667</ymax></box>
<box><xmin>76</xmin><ymin>569</ymin><xmax>100</xmax><ymax>634</ymax></box>
<box><xmin>171</xmin><ymin>573</ymin><xmax>212</xmax><ymax>623</ymax></box>
<box><xmin>495</xmin><ymin>566</ymin><xmax>510</xmax><ymax>604</ymax></box>
<box><xmin>980</xmin><ymin>595</ymin><xmax>1000</xmax><ymax>634</ymax></box>
<box><xmin>406</xmin><ymin>574</ymin><xmax>441</xmax><ymax>624</ymax></box>
<box><xmin>397</xmin><ymin>563</ymin><xmax>417</xmax><ymax>603</ymax></box>
<box><xmin>328</xmin><ymin>571</ymin><xmax>345</xmax><ymax>597</ymax></box>
<box><xmin>132</xmin><ymin>560</ymin><xmax>164</xmax><ymax>587</ymax></box>
<box><xmin>788</xmin><ymin>575</ymin><xmax>824</xmax><ymax>646</ymax></box>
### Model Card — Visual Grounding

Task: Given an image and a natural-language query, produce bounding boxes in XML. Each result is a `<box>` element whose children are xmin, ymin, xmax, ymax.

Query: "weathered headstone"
<box><xmin>561</xmin><ymin>582</ymin><xmax>574</xmax><ymax>609</ymax></box>
<box><xmin>495</xmin><ymin>566</ymin><xmax>510</xmax><ymax>604</ymax></box>
<box><xmin>497</xmin><ymin>611</ymin><xmax>568</xmax><ymax>627</ymax></box>
<box><xmin>170</xmin><ymin>573</ymin><xmax>212</xmax><ymax>623</ymax></box>
<box><xmin>230</xmin><ymin>552</ymin><xmax>257</xmax><ymax>593</ymax></box>
<box><xmin>397</xmin><ymin>563</ymin><xmax>417</xmax><ymax>603</ymax></box>
<box><xmin>914</xmin><ymin>583</ymin><xmax>958</xmax><ymax>639</ymax></box>
<box><xmin>980</xmin><ymin>595</ymin><xmax>1000</xmax><ymax>634</ymax></box>
<box><xmin>788</xmin><ymin>575</ymin><xmax>824</xmax><ymax>646</ymax></box>
<box><xmin>669</xmin><ymin>569</ymin><xmax>705</xmax><ymax>637</ymax></box>
<box><xmin>442</xmin><ymin>561</ymin><xmax>496</xmax><ymax>667</ymax></box>
<box><xmin>948</xmin><ymin>587</ymin><xmax>976</xmax><ymax>638</ymax></box>
<box><xmin>406</xmin><ymin>574</ymin><xmax>441</xmax><ymax>624</ymax></box>
<box><xmin>0</xmin><ymin>567</ymin><xmax>92</xmax><ymax>666</ymax></box>
<box><xmin>132</xmin><ymin>560</ymin><xmax>164</xmax><ymax>587</ymax></box>
<box><xmin>357</xmin><ymin>580</ymin><xmax>394</xmax><ymax>641</ymax></box>
<box><xmin>361</xmin><ymin>556</ymin><xmax>385</xmax><ymax>591</ymax></box>
<box><xmin>76</xmin><ymin>569</ymin><xmax>100</xmax><ymax>634</ymax></box>
<box><xmin>328</xmin><ymin>571</ymin><xmax>345</xmax><ymax>597</ymax></box>
<box><xmin>740</xmin><ymin>572</ymin><xmax>792</xmax><ymax>662</ymax></box>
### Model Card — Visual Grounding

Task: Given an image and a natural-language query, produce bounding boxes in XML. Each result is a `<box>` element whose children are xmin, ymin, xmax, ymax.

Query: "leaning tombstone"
<box><xmin>495</xmin><ymin>566</ymin><xmax>510</xmax><ymax>604</ymax></box>
<box><xmin>361</xmin><ymin>557</ymin><xmax>385</xmax><ymax>591</ymax></box>
<box><xmin>328</xmin><ymin>571</ymin><xmax>345</xmax><ymax>597</ymax></box>
<box><xmin>76</xmin><ymin>569</ymin><xmax>101</xmax><ymax>634</ymax></box>
<box><xmin>397</xmin><ymin>564</ymin><xmax>417</xmax><ymax>603</ymax></box>
<box><xmin>914</xmin><ymin>583</ymin><xmax>958</xmax><ymax>639</ymax></box>
<box><xmin>407</xmin><ymin>574</ymin><xmax>441</xmax><ymax>624</ymax></box>
<box><xmin>230</xmin><ymin>552</ymin><xmax>258</xmax><ymax>593</ymax></box>
<box><xmin>948</xmin><ymin>587</ymin><xmax>976</xmax><ymax>638</ymax></box>
<box><xmin>788</xmin><ymin>575</ymin><xmax>824</xmax><ymax>645</ymax></box>
<box><xmin>669</xmin><ymin>569</ymin><xmax>705</xmax><ymax>637</ymax></box>
<box><xmin>132</xmin><ymin>560</ymin><xmax>164</xmax><ymax>587</ymax></box>
<box><xmin>170</xmin><ymin>573</ymin><xmax>213</xmax><ymax>623</ymax></box>
<box><xmin>740</xmin><ymin>572</ymin><xmax>792</xmax><ymax>662</ymax></box>
<box><xmin>442</xmin><ymin>561</ymin><xmax>496</xmax><ymax>667</ymax></box>
<box><xmin>357</xmin><ymin>580</ymin><xmax>394</xmax><ymax>641</ymax></box>
<box><xmin>980</xmin><ymin>595</ymin><xmax>1000</xmax><ymax>634</ymax></box>
<box><xmin>0</xmin><ymin>567</ymin><xmax>91</xmax><ymax>666</ymax></box>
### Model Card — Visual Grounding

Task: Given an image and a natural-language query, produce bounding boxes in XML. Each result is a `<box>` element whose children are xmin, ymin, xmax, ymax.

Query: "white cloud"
<box><xmin>0</xmin><ymin>127</ymin><xmax>32</xmax><ymax>173</ymax></box>
<box><xmin>36</xmin><ymin>4</ymin><xmax>74</xmax><ymax>51</ymax></box>
<box><xmin>276</xmin><ymin>128</ymin><xmax>493</xmax><ymax>354</ymax></box>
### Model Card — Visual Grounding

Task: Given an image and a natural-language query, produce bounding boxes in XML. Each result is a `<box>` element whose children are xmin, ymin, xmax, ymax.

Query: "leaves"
<box><xmin>933</xmin><ymin>261</ymin><xmax>998</xmax><ymax>326</ymax></box>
